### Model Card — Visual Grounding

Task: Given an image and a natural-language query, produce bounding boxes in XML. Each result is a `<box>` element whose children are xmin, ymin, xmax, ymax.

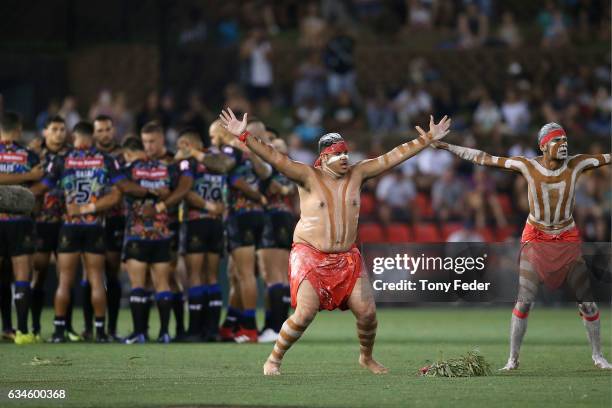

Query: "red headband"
<box><xmin>539</xmin><ymin>128</ymin><xmax>566</xmax><ymax>147</ymax></box>
<box><xmin>314</xmin><ymin>141</ymin><xmax>348</xmax><ymax>168</ymax></box>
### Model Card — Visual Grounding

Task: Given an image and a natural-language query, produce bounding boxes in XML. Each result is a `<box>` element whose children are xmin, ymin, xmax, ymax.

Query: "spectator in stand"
<box><xmin>500</xmin><ymin>88</ymin><xmax>530</xmax><ymax>135</ymax></box>
<box><xmin>240</xmin><ymin>27</ymin><xmax>274</xmax><ymax>115</ymax></box>
<box><xmin>223</xmin><ymin>83</ymin><xmax>252</xmax><ymax>117</ymax></box>
<box><xmin>111</xmin><ymin>92</ymin><xmax>133</xmax><ymax>141</ymax></box>
<box><xmin>35</xmin><ymin>99</ymin><xmax>60</xmax><ymax>132</ymax></box>
<box><xmin>323</xmin><ymin>24</ymin><xmax>357</xmax><ymax>98</ymax></box>
<box><xmin>88</xmin><ymin>90</ymin><xmax>114</xmax><ymax>121</ymax></box>
<box><xmin>324</xmin><ymin>90</ymin><xmax>364</xmax><ymax>134</ymax></box>
<box><xmin>366</xmin><ymin>87</ymin><xmax>395</xmax><ymax>134</ymax></box>
<box><xmin>321</xmin><ymin>0</ymin><xmax>353</xmax><ymax>27</ymax></box>
<box><xmin>446</xmin><ymin>218</ymin><xmax>485</xmax><ymax>243</ymax></box>
<box><xmin>376</xmin><ymin>167</ymin><xmax>417</xmax><ymax>223</ymax></box>
<box><xmin>465</xmin><ymin>167</ymin><xmax>507</xmax><ymax>229</ymax></box>
<box><xmin>407</xmin><ymin>0</ymin><xmax>433</xmax><ymax>30</ymax></box>
<box><xmin>293</xmin><ymin>51</ymin><xmax>327</xmax><ymax>106</ymax></box>
<box><xmin>539</xmin><ymin>1</ymin><xmax>570</xmax><ymax>48</ymax></box>
<box><xmin>160</xmin><ymin>91</ymin><xmax>179</xmax><ymax>130</ymax></box>
<box><xmin>497</xmin><ymin>11</ymin><xmax>522</xmax><ymax>48</ymax></box>
<box><xmin>287</xmin><ymin>133</ymin><xmax>316</xmax><ymax>165</ymax></box>
<box><xmin>136</xmin><ymin>90</ymin><xmax>167</xmax><ymax>132</ymax></box>
<box><xmin>58</xmin><ymin>96</ymin><xmax>81</xmax><ymax>132</ymax></box>
<box><xmin>432</xmin><ymin>169</ymin><xmax>465</xmax><ymax>223</ymax></box>
<box><xmin>587</xmin><ymin>86</ymin><xmax>612</xmax><ymax>137</ymax></box>
<box><xmin>299</xmin><ymin>2</ymin><xmax>328</xmax><ymax>49</ymax></box>
<box><xmin>294</xmin><ymin>96</ymin><xmax>325</xmax><ymax>143</ymax></box>
<box><xmin>393</xmin><ymin>82</ymin><xmax>432</xmax><ymax>131</ymax></box>
<box><xmin>456</xmin><ymin>2</ymin><xmax>489</xmax><ymax>49</ymax></box>
<box><xmin>473</xmin><ymin>92</ymin><xmax>502</xmax><ymax>135</ymax></box>
<box><xmin>179</xmin><ymin>92</ymin><xmax>210</xmax><ymax>147</ymax></box>
<box><xmin>542</xmin><ymin>82</ymin><xmax>577</xmax><ymax>126</ymax></box>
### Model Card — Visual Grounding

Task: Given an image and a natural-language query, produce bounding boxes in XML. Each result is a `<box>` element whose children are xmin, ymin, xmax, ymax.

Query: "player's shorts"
<box><xmin>260</xmin><ymin>211</ymin><xmax>296</xmax><ymax>250</ymax></box>
<box><xmin>226</xmin><ymin>212</ymin><xmax>265</xmax><ymax>252</ymax></box>
<box><xmin>519</xmin><ymin>223</ymin><xmax>582</xmax><ymax>290</ymax></box>
<box><xmin>0</xmin><ymin>219</ymin><xmax>35</xmax><ymax>257</ymax></box>
<box><xmin>123</xmin><ymin>239</ymin><xmax>172</xmax><ymax>264</ymax></box>
<box><xmin>289</xmin><ymin>242</ymin><xmax>364</xmax><ymax>311</ymax></box>
<box><xmin>105</xmin><ymin>216</ymin><xmax>126</xmax><ymax>253</ymax></box>
<box><xmin>184</xmin><ymin>218</ymin><xmax>224</xmax><ymax>255</ymax></box>
<box><xmin>35</xmin><ymin>222</ymin><xmax>61</xmax><ymax>253</ymax></box>
<box><xmin>57</xmin><ymin>224</ymin><xmax>106</xmax><ymax>254</ymax></box>
<box><xmin>169</xmin><ymin>222</ymin><xmax>180</xmax><ymax>257</ymax></box>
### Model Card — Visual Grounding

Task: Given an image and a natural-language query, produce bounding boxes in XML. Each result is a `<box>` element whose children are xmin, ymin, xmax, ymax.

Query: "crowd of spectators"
<box><xmin>4</xmin><ymin>0</ymin><xmax>610</xmax><ymax>242</ymax></box>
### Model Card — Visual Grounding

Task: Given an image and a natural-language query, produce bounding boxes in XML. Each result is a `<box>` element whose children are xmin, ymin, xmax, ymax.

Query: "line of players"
<box><xmin>0</xmin><ymin>111</ymin><xmax>296</xmax><ymax>344</ymax></box>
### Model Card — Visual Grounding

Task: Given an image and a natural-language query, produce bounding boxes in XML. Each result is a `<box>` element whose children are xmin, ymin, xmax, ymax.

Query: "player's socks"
<box><xmin>156</xmin><ymin>291</ymin><xmax>173</xmax><ymax>336</ymax></box>
<box><xmin>268</xmin><ymin>316</ymin><xmax>307</xmax><ymax>365</ymax></box>
<box><xmin>14</xmin><ymin>281</ymin><xmax>30</xmax><ymax>334</ymax></box>
<box><xmin>268</xmin><ymin>283</ymin><xmax>285</xmax><ymax>333</ymax></box>
<box><xmin>129</xmin><ymin>288</ymin><xmax>148</xmax><ymax>335</ymax></box>
<box><xmin>187</xmin><ymin>285</ymin><xmax>206</xmax><ymax>336</ymax></box>
<box><xmin>94</xmin><ymin>317</ymin><xmax>106</xmax><ymax>338</ymax></box>
<box><xmin>53</xmin><ymin>316</ymin><xmax>66</xmax><ymax>338</ymax></box>
<box><xmin>1</xmin><ymin>280</ymin><xmax>13</xmax><ymax>332</ymax></box>
<box><xmin>240</xmin><ymin>309</ymin><xmax>257</xmax><ymax>330</ymax></box>
<box><xmin>31</xmin><ymin>287</ymin><xmax>45</xmax><ymax>334</ymax></box>
<box><xmin>144</xmin><ymin>290</ymin><xmax>154</xmax><ymax>338</ymax></box>
<box><xmin>81</xmin><ymin>280</ymin><xmax>93</xmax><ymax>334</ymax></box>
<box><xmin>221</xmin><ymin>306</ymin><xmax>240</xmax><ymax>329</ymax></box>
<box><xmin>106</xmin><ymin>277</ymin><xmax>121</xmax><ymax>335</ymax></box>
<box><xmin>172</xmin><ymin>291</ymin><xmax>185</xmax><ymax>337</ymax></box>
<box><xmin>206</xmin><ymin>284</ymin><xmax>223</xmax><ymax>337</ymax></box>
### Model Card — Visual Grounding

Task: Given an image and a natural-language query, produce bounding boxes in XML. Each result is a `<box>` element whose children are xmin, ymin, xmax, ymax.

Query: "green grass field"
<box><xmin>0</xmin><ymin>307</ymin><xmax>610</xmax><ymax>408</ymax></box>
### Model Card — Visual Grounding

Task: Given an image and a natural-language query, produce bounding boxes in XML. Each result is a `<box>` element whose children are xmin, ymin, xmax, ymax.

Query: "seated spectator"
<box><xmin>446</xmin><ymin>218</ymin><xmax>485</xmax><ymax>243</ymax></box>
<box><xmin>432</xmin><ymin>169</ymin><xmax>465</xmax><ymax>223</ymax></box>
<box><xmin>293</xmin><ymin>52</ymin><xmax>327</xmax><ymax>106</ymax></box>
<box><xmin>407</xmin><ymin>0</ymin><xmax>433</xmax><ymax>30</ymax></box>
<box><xmin>366</xmin><ymin>87</ymin><xmax>395</xmax><ymax>134</ymax></box>
<box><xmin>324</xmin><ymin>90</ymin><xmax>364</xmax><ymax>134</ymax></box>
<box><xmin>376</xmin><ymin>167</ymin><xmax>417</xmax><ymax>223</ymax></box>
<box><xmin>136</xmin><ymin>90</ymin><xmax>167</xmax><ymax>131</ymax></box>
<box><xmin>539</xmin><ymin>1</ymin><xmax>570</xmax><ymax>48</ymax></box>
<box><xmin>465</xmin><ymin>167</ymin><xmax>507</xmax><ymax>229</ymax></box>
<box><xmin>393</xmin><ymin>83</ymin><xmax>432</xmax><ymax>131</ymax></box>
<box><xmin>456</xmin><ymin>3</ymin><xmax>489</xmax><ymax>49</ymax></box>
<box><xmin>59</xmin><ymin>95</ymin><xmax>81</xmax><ymax>131</ymax></box>
<box><xmin>323</xmin><ymin>25</ymin><xmax>357</xmax><ymax>98</ymax></box>
<box><xmin>294</xmin><ymin>97</ymin><xmax>325</xmax><ymax>142</ymax></box>
<box><xmin>497</xmin><ymin>11</ymin><xmax>522</xmax><ymax>48</ymax></box>
<box><xmin>501</xmin><ymin>88</ymin><xmax>530</xmax><ymax>134</ymax></box>
<box><xmin>299</xmin><ymin>2</ymin><xmax>328</xmax><ymax>49</ymax></box>
<box><xmin>473</xmin><ymin>93</ymin><xmax>502</xmax><ymax>134</ymax></box>
<box><xmin>223</xmin><ymin>83</ymin><xmax>252</xmax><ymax>117</ymax></box>
<box><xmin>288</xmin><ymin>133</ymin><xmax>316</xmax><ymax>164</ymax></box>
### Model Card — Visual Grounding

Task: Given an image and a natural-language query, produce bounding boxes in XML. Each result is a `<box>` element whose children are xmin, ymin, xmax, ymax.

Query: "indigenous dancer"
<box><xmin>220</xmin><ymin>108</ymin><xmax>451</xmax><ymax>375</ymax></box>
<box><xmin>431</xmin><ymin>122</ymin><xmax>612</xmax><ymax>370</ymax></box>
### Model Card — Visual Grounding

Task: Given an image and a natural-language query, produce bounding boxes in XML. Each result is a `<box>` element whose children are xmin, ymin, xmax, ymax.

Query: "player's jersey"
<box><xmin>36</xmin><ymin>145</ymin><xmax>69</xmax><ymax>224</ymax></box>
<box><xmin>261</xmin><ymin>169</ymin><xmax>295</xmax><ymax>214</ymax></box>
<box><xmin>123</xmin><ymin>158</ymin><xmax>189</xmax><ymax>241</ymax></box>
<box><xmin>501</xmin><ymin>154</ymin><xmax>611</xmax><ymax>230</ymax></box>
<box><xmin>101</xmin><ymin>144</ymin><xmax>126</xmax><ymax>219</ymax></box>
<box><xmin>225</xmin><ymin>145</ymin><xmax>264</xmax><ymax>215</ymax></box>
<box><xmin>185</xmin><ymin>159</ymin><xmax>228</xmax><ymax>221</ymax></box>
<box><xmin>42</xmin><ymin>147</ymin><xmax>124</xmax><ymax>226</ymax></box>
<box><xmin>0</xmin><ymin>141</ymin><xmax>40</xmax><ymax>221</ymax></box>
<box><xmin>157</xmin><ymin>151</ymin><xmax>194</xmax><ymax>225</ymax></box>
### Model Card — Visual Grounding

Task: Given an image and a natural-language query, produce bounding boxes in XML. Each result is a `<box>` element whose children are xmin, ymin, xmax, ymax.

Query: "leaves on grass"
<box><xmin>419</xmin><ymin>350</ymin><xmax>491</xmax><ymax>377</ymax></box>
<box><xmin>24</xmin><ymin>356</ymin><xmax>72</xmax><ymax>366</ymax></box>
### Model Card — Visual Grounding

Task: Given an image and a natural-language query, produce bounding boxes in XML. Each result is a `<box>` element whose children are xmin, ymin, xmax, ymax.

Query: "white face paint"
<box><xmin>326</xmin><ymin>152</ymin><xmax>349</xmax><ymax>166</ymax></box>
<box><xmin>547</xmin><ymin>136</ymin><xmax>568</xmax><ymax>160</ymax></box>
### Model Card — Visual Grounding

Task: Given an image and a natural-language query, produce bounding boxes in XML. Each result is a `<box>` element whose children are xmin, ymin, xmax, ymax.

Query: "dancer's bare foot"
<box><xmin>593</xmin><ymin>355</ymin><xmax>612</xmax><ymax>369</ymax></box>
<box><xmin>263</xmin><ymin>358</ymin><xmax>281</xmax><ymax>376</ymax></box>
<box><xmin>499</xmin><ymin>358</ymin><xmax>519</xmax><ymax>371</ymax></box>
<box><xmin>359</xmin><ymin>355</ymin><xmax>388</xmax><ymax>374</ymax></box>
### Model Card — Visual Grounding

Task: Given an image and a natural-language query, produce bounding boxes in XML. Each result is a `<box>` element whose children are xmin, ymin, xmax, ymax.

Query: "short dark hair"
<box><xmin>141</xmin><ymin>121</ymin><xmax>164</xmax><ymax>135</ymax></box>
<box><xmin>265</xmin><ymin>126</ymin><xmax>279</xmax><ymax>138</ymax></box>
<box><xmin>122</xmin><ymin>137</ymin><xmax>144</xmax><ymax>151</ymax></box>
<box><xmin>94</xmin><ymin>114</ymin><xmax>113</xmax><ymax>124</ymax></box>
<box><xmin>72</xmin><ymin>121</ymin><xmax>94</xmax><ymax>137</ymax></box>
<box><xmin>44</xmin><ymin>115</ymin><xmax>65</xmax><ymax>129</ymax></box>
<box><xmin>1</xmin><ymin>111</ymin><xmax>22</xmax><ymax>132</ymax></box>
<box><xmin>177</xmin><ymin>128</ymin><xmax>203</xmax><ymax>148</ymax></box>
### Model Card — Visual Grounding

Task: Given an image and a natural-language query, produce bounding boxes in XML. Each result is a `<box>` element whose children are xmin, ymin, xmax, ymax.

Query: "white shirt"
<box><xmin>250</xmin><ymin>42</ymin><xmax>273</xmax><ymax>86</ymax></box>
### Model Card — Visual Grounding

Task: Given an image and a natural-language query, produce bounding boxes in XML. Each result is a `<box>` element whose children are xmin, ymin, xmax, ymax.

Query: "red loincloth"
<box><xmin>519</xmin><ymin>223</ymin><xmax>582</xmax><ymax>290</ymax></box>
<box><xmin>289</xmin><ymin>242</ymin><xmax>364</xmax><ymax>311</ymax></box>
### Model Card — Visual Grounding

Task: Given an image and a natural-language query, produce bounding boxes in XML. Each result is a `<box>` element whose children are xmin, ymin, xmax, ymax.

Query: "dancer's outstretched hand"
<box><xmin>415</xmin><ymin>115</ymin><xmax>451</xmax><ymax>141</ymax></box>
<box><xmin>219</xmin><ymin>107</ymin><xmax>247</xmax><ymax>136</ymax></box>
